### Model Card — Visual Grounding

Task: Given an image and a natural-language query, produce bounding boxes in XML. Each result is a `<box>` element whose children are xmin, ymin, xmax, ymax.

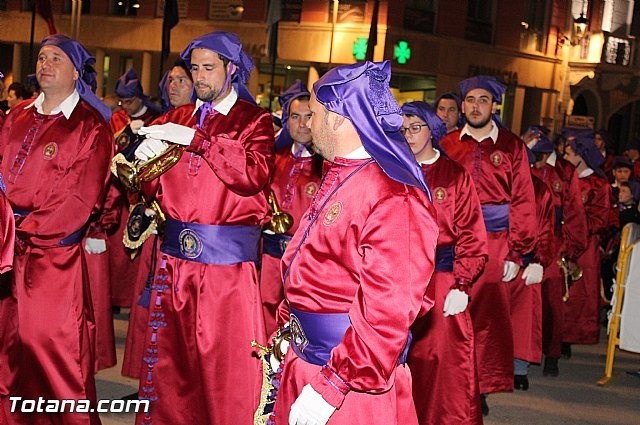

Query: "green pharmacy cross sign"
<box><xmin>353</xmin><ymin>37</ymin><xmax>368</xmax><ymax>61</ymax></box>
<box><xmin>394</xmin><ymin>40</ymin><xmax>411</xmax><ymax>64</ymax></box>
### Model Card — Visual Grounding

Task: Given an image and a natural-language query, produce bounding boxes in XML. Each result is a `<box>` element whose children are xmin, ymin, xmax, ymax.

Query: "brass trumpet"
<box><xmin>264</xmin><ymin>191</ymin><xmax>294</xmax><ymax>234</ymax></box>
<box><xmin>558</xmin><ymin>256</ymin><xmax>583</xmax><ymax>302</ymax></box>
<box><xmin>111</xmin><ymin>144</ymin><xmax>184</xmax><ymax>193</ymax></box>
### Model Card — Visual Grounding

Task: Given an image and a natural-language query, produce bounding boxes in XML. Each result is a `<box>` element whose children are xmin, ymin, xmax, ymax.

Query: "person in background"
<box><xmin>5</xmin><ymin>82</ymin><xmax>31</xmax><ymax>114</ymax></box>
<box><xmin>434</xmin><ymin>91</ymin><xmax>462</xmax><ymax>134</ymax></box>
<box><xmin>402</xmin><ymin>100</ymin><xmax>487</xmax><ymax>425</ymax></box>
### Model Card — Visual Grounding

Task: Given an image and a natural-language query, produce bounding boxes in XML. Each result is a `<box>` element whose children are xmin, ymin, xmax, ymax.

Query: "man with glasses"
<box><xmin>440</xmin><ymin>75</ymin><xmax>536</xmax><ymax>415</ymax></box>
<box><xmin>259</xmin><ymin>80</ymin><xmax>323</xmax><ymax>335</ymax></box>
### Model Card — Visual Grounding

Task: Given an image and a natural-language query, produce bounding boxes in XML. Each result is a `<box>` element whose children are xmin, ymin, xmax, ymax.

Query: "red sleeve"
<box><xmin>18</xmin><ymin>124</ymin><xmax>114</xmax><ymax>247</ymax></box>
<box><xmin>87</xmin><ymin>179</ymin><xmax>125</xmax><ymax>237</ymax></box>
<box><xmin>0</xmin><ymin>192</ymin><xmax>15</xmax><ymax>273</ymax></box>
<box><xmin>533</xmin><ymin>176</ymin><xmax>555</xmax><ymax>267</ymax></box>
<box><xmin>188</xmin><ymin>110</ymin><xmax>275</xmax><ymax>197</ymax></box>
<box><xmin>560</xmin><ymin>164</ymin><xmax>588</xmax><ymax>260</ymax></box>
<box><xmin>584</xmin><ymin>176</ymin><xmax>612</xmax><ymax>237</ymax></box>
<box><xmin>452</xmin><ymin>168</ymin><xmax>488</xmax><ymax>287</ymax></box>
<box><xmin>310</xmin><ymin>192</ymin><xmax>438</xmax><ymax>407</ymax></box>
<box><xmin>505</xmin><ymin>140</ymin><xmax>537</xmax><ymax>264</ymax></box>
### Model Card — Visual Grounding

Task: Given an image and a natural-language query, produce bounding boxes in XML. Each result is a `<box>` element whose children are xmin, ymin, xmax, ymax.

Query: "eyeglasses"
<box><xmin>117</xmin><ymin>98</ymin><xmax>136</xmax><ymax>106</ymax></box>
<box><xmin>399</xmin><ymin>124</ymin><xmax>428</xmax><ymax>135</ymax></box>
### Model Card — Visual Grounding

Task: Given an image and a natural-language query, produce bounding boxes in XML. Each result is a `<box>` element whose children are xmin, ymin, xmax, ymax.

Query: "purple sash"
<box><xmin>290</xmin><ymin>306</ymin><xmax>411</xmax><ymax>366</ymax></box>
<box><xmin>13</xmin><ymin>208</ymin><xmax>86</xmax><ymax>246</ymax></box>
<box><xmin>262</xmin><ymin>232</ymin><xmax>292</xmax><ymax>258</ymax></box>
<box><xmin>161</xmin><ymin>216</ymin><xmax>260</xmax><ymax>264</ymax></box>
<box><xmin>435</xmin><ymin>245</ymin><xmax>455</xmax><ymax>272</ymax></box>
<box><xmin>481</xmin><ymin>203</ymin><xmax>510</xmax><ymax>233</ymax></box>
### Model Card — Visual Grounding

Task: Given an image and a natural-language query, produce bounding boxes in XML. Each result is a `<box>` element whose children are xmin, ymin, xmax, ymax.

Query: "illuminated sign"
<box><xmin>394</xmin><ymin>41</ymin><xmax>411</xmax><ymax>64</ymax></box>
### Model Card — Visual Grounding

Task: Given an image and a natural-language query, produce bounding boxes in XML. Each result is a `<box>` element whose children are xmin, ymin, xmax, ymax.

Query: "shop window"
<box><xmin>403</xmin><ymin>0</ymin><xmax>437</xmax><ymax>34</ymax></box>
<box><xmin>521</xmin><ymin>0</ymin><xmax>548</xmax><ymax>52</ymax></box>
<box><xmin>466</xmin><ymin>0</ymin><xmax>493</xmax><ymax>44</ymax></box>
<box><xmin>110</xmin><ymin>0</ymin><xmax>139</xmax><ymax>17</ymax></box>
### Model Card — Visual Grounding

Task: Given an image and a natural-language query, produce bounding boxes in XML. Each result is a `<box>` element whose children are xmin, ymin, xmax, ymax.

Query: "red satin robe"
<box><xmin>260</xmin><ymin>145</ymin><xmax>321</xmax><ymax>336</ymax></box>
<box><xmin>0</xmin><ymin>98</ymin><xmax>113</xmax><ymax>425</ymax></box>
<box><xmin>0</xmin><ymin>190</ymin><xmax>15</xmax><ymax>423</ymax></box>
<box><xmin>106</xmin><ymin>108</ymin><xmax>160</xmax><ymax>308</ymax></box>
<box><xmin>121</xmin><ymin>106</ymin><xmax>196</xmax><ymax>379</ymax></box>
<box><xmin>510</xmin><ymin>174</ymin><xmax>554</xmax><ymax>364</ymax></box>
<box><xmin>531</xmin><ymin>157</ymin><xmax>588</xmax><ymax>359</ymax></box>
<box><xmin>408</xmin><ymin>153</ymin><xmax>487</xmax><ymax>425</ymax></box>
<box><xmin>0</xmin><ymin>191</ymin><xmax>13</xmax><ymax>273</ymax></box>
<box><xmin>563</xmin><ymin>171</ymin><xmax>611</xmax><ymax>344</ymax></box>
<box><xmin>274</xmin><ymin>157</ymin><xmax>438</xmax><ymax>425</ymax></box>
<box><xmin>440</xmin><ymin>128</ymin><xmax>537</xmax><ymax>394</ymax></box>
<box><xmin>134</xmin><ymin>100</ymin><xmax>274</xmax><ymax>425</ymax></box>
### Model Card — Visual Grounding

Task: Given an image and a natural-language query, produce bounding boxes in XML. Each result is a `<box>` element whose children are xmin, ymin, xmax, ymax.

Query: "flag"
<box><xmin>161</xmin><ymin>0</ymin><xmax>180</xmax><ymax>66</ymax></box>
<box><xmin>266</xmin><ymin>0</ymin><xmax>282</xmax><ymax>64</ymax></box>
<box><xmin>35</xmin><ymin>0</ymin><xmax>56</xmax><ymax>35</ymax></box>
<box><xmin>365</xmin><ymin>0</ymin><xmax>379</xmax><ymax>61</ymax></box>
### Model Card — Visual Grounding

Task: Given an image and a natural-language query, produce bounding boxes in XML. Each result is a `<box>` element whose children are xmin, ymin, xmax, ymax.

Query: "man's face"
<box><xmin>36</xmin><ymin>45</ymin><xmax>78</xmax><ymax>94</ymax></box>
<box><xmin>118</xmin><ymin>96</ymin><xmax>144</xmax><ymax>117</ymax></box>
<box><xmin>288</xmin><ymin>98</ymin><xmax>313</xmax><ymax>146</ymax></box>
<box><xmin>624</xmin><ymin>148</ymin><xmax>640</xmax><ymax>161</ymax></box>
<box><xmin>7</xmin><ymin>89</ymin><xmax>23</xmax><ymax>108</ymax></box>
<box><xmin>619</xmin><ymin>185</ymin><xmax>634</xmax><ymax>204</ymax></box>
<box><xmin>307</xmin><ymin>94</ymin><xmax>337</xmax><ymax>161</ymax></box>
<box><xmin>461</xmin><ymin>88</ymin><xmax>496</xmax><ymax>129</ymax></box>
<box><xmin>614</xmin><ymin>167</ymin><xmax>632</xmax><ymax>183</ymax></box>
<box><xmin>168</xmin><ymin>66</ymin><xmax>193</xmax><ymax>108</ymax></box>
<box><xmin>436</xmin><ymin>98</ymin><xmax>460</xmax><ymax>132</ymax></box>
<box><xmin>563</xmin><ymin>143</ymin><xmax>581</xmax><ymax>167</ymax></box>
<box><xmin>594</xmin><ymin>133</ymin><xmax>605</xmax><ymax>150</ymax></box>
<box><xmin>191</xmin><ymin>48</ymin><xmax>232</xmax><ymax>102</ymax></box>
<box><xmin>402</xmin><ymin>115</ymin><xmax>431</xmax><ymax>159</ymax></box>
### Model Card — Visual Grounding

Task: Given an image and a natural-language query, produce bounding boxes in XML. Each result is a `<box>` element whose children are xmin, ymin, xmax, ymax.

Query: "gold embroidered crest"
<box><xmin>434</xmin><ymin>187</ymin><xmax>447</xmax><ymax>203</ymax></box>
<box><xmin>305</xmin><ymin>182</ymin><xmax>317</xmax><ymax>197</ymax></box>
<box><xmin>323</xmin><ymin>201</ymin><xmax>343</xmax><ymax>226</ymax></box>
<box><xmin>43</xmin><ymin>142</ymin><xmax>58</xmax><ymax>160</ymax></box>
<box><xmin>553</xmin><ymin>180</ymin><xmax>563</xmax><ymax>193</ymax></box>
<box><xmin>490</xmin><ymin>152</ymin><xmax>503</xmax><ymax>166</ymax></box>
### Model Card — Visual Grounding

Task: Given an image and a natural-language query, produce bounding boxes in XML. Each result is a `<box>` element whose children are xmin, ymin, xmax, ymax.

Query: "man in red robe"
<box><xmin>440</xmin><ymin>76</ymin><xmax>537</xmax><ymax>414</ymax></box>
<box><xmin>260</xmin><ymin>80</ymin><xmax>322</xmax><ymax>336</ymax></box>
<box><xmin>528</xmin><ymin>131</ymin><xmax>588</xmax><ymax>376</ymax></box>
<box><xmin>0</xmin><ymin>34</ymin><xmax>113</xmax><ymax>425</ymax></box>
<box><xmin>130</xmin><ymin>31</ymin><xmax>274</xmax><ymax>424</ymax></box>
<box><xmin>272</xmin><ymin>61</ymin><xmax>438</xmax><ymax>425</ymax></box>
<box><xmin>562</xmin><ymin>133</ymin><xmax>611</xmax><ymax>349</ymax></box>
<box><xmin>402</xmin><ymin>101</ymin><xmax>487</xmax><ymax>425</ymax></box>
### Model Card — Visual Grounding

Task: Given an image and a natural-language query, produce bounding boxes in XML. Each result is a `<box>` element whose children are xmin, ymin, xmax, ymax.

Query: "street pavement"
<box><xmin>97</xmin><ymin>311</ymin><xmax>640</xmax><ymax>425</ymax></box>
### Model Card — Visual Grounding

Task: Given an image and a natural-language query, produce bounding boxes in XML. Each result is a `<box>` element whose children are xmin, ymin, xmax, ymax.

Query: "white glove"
<box><xmin>129</xmin><ymin>119</ymin><xmax>144</xmax><ymax>134</ymax></box>
<box><xmin>84</xmin><ymin>238</ymin><xmax>107</xmax><ymax>254</ymax></box>
<box><xmin>502</xmin><ymin>260</ymin><xmax>521</xmax><ymax>282</ymax></box>
<box><xmin>139</xmin><ymin>123</ymin><xmax>196</xmax><ymax>146</ymax></box>
<box><xmin>135</xmin><ymin>137</ymin><xmax>169</xmax><ymax>161</ymax></box>
<box><xmin>289</xmin><ymin>384</ymin><xmax>336</xmax><ymax>425</ymax></box>
<box><xmin>443</xmin><ymin>288</ymin><xmax>469</xmax><ymax>316</ymax></box>
<box><xmin>522</xmin><ymin>263</ymin><xmax>544</xmax><ymax>285</ymax></box>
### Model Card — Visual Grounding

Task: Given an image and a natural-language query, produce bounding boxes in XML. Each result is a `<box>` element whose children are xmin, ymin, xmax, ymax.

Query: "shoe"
<box><xmin>561</xmin><ymin>342</ymin><xmax>572</xmax><ymax>359</ymax></box>
<box><xmin>626</xmin><ymin>369</ymin><xmax>640</xmax><ymax>378</ymax></box>
<box><xmin>121</xmin><ymin>392</ymin><xmax>139</xmax><ymax>400</ymax></box>
<box><xmin>480</xmin><ymin>394</ymin><xmax>489</xmax><ymax>416</ymax></box>
<box><xmin>112</xmin><ymin>306</ymin><xmax>121</xmax><ymax>315</ymax></box>
<box><xmin>543</xmin><ymin>357</ymin><xmax>559</xmax><ymax>377</ymax></box>
<box><xmin>514</xmin><ymin>374</ymin><xmax>529</xmax><ymax>391</ymax></box>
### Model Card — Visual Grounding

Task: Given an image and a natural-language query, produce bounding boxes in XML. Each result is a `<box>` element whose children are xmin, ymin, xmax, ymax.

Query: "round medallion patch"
<box><xmin>115</xmin><ymin>131</ymin><xmax>130</xmax><ymax>149</ymax></box>
<box><xmin>490</xmin><ymin>152</ymin><xmax>503</xmax><ymax>166</ymax></box>
<box><xmin>323</xmin><ymin>201</ymin><xmax>343</xmax><ymax>226</ymax></box>
<box><xmin>179</xmin><ymin>229</ymin><xmax>203</xmax><ymax>259</ymax></box>
<box><xmin>552</xmin><ymin>180</ymin><xmax>563</xmax><ymax>193</ymax></box>
<box><xmin>433</xmin><ymin>187</ymin><xmax>447</xmax><ymax>203</ymax></box>
<box><xmin>304</xmin><ymin>182</ymin><xmax>318</xmax><ymax>198</ymax></box>
<box><xmin>43</xmin><ymin>142</ymin><xmax>58</xmax><ymax>160</ymax></box>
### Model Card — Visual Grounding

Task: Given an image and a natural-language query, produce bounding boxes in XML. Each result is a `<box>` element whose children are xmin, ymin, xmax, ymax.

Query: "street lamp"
<box><xmin>574</xmin><ymin>12</ymin><xmax>589</xmax><ymax>39</ymax></box>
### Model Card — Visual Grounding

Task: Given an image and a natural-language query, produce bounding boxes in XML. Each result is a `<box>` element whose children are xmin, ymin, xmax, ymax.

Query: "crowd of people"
<box><xmin>0</xmin><ymin>29</ymin><xmax>634</xmax><ymax>425</ymax></box>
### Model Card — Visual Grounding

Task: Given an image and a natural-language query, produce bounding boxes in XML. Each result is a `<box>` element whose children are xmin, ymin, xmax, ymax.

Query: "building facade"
<box><xmin>0</xmin><ymin>0</ymin><xmax>639</xmax><ymax>147</ymax></box>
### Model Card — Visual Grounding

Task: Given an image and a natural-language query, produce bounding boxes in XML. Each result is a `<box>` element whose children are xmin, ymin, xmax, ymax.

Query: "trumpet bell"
<box><xmin>265</xmin><ymin>191</ymin><xmax>294</xmax><ymax>234</ymax></box>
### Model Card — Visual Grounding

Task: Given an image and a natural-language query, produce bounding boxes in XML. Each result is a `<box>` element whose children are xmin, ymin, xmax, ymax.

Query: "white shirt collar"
<box><xmin>193</xmin><ymin>88</ymin><xmax>238</xmax><ymax>117</ymax></box>
<box><xmin>27</xmin><ymin>90</ymin><xmax>80</xmax><ymax>119</ymax></box>
<box><xmin>292</xmin><ymin>143</ymin><xmax>313</xmax><ymax>158</ymax></box>
<box><xmin>578</xmin><ymin>168</ymin><xmax>594</xmax><ymax>178</ymax></box>
<box><xmin>418</xmin><ymin>148</ymin><xmax>441</xmax><ymax>165</ymax></box>
<box><xmin>460</xmin><ymin>122</ymin><xmax>499</xmax><ymax>144</ymax></box>
<box><xmin>546</xmin><ymin>150</ymin><xmax>558</xmax><ymax>166</ymax></box>
<box><xmin>131</xmin><ymin>104</ymin><xmax>148</xmax><ymax>118</ymax></box>
<box><xmin>343</xmin><ymin>145</ymin><xmax>371</xmax><ymax>159</ymax></box>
